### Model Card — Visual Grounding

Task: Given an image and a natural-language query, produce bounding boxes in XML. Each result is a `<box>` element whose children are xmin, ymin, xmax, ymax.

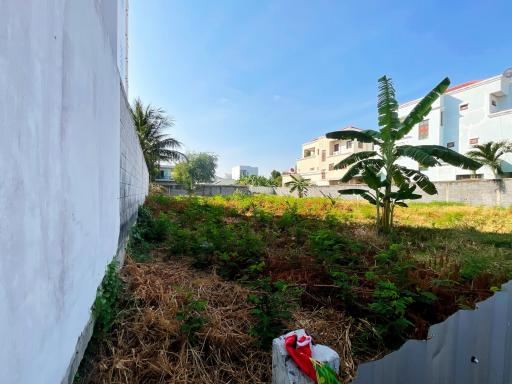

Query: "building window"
<box><xmin>321</xmin><ymin>150</ymin><xmax>326</xmax><ymax>162</ymax></box>
<box><xmin>491</xmin><ymin>99</ymin><xmax>497</xmax><ymax>107</ymax></box>
<box><xmin>358</xmin><ymin>141</ymin><xmax>363</xmax><ymax>148</ymax></box>
<box><xmin>304</xmin><ymin>148</ymin><xmax>314</xmax><ymax>158</ymax></box>
<box><xmin>334</xmin><ymin>143</ymin><xmax>339</xmax><ymax>152</ymax></box>
<box><xmin>309</xmin><ymin>167</ymin><xmax>315</xmax><ymax>171</ymax></box>
<box><xmin>440</xmin><ymin>111</ymin><xmax>444</xmax><ymax>126</ymax></box>
<box><xmin>321</xmin><ymin>170</ymin><xmax>326</xmax><ymax>179</ymax></box>
<box><xmin>456</xmin><ymin>174</ymin><xmax>483</xmax><ymax>180</ymax></box>
<box><xmin>447</xmin><ymin>141</ymin><xmax>455</xmax><ymax>148</ymax></box>
<box><xmin>418</xmin><ymin>120</ymin><xmax>429</xmax><ymax>140</ymax></box>
<box><xmin>346</xmin><ymin>141</ymin><xmax>353</xmax><ymax>149</ymax></box>
<box><xmin>460</xmin><ymin>103</ymin><xmax>469</xmax><ymax>111</ymax></box>
<box><xmin>469</xmin><ymin>138</ymin><xmax>478</xmax><ymax>145</ymax></box>
<box><xmin>328</xmin><ymin>163</ymin><xmax>334</xmax><ymax>171</ymax></box>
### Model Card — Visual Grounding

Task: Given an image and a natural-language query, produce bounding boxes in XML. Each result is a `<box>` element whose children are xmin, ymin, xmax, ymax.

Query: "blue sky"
<box><xmin>129</xmin><ymin>0</ymin><xmax>512</xmax><ymax>177</ymax></box>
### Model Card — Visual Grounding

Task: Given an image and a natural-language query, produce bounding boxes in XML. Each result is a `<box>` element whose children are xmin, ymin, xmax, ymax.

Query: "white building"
<box><xmin>231</xmin><ymin>165</ymin><xmax>258</xmax><ymax>180</ymax></box>
<box><xmin>156</xmin><ymin>162</ymin><xmax>174</xmax><ymax>181</ymax></box>
<box><xmin>397</xmin><ymin>68</ymin><xmax>512</xmax><ymax>181</ymax></box>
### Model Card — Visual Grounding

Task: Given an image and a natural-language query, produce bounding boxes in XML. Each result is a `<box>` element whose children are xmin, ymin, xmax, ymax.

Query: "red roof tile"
<box><xmin>446</xmin><ymin>80</ymin><xmax>480</xmax><ymax>93</ymax></box>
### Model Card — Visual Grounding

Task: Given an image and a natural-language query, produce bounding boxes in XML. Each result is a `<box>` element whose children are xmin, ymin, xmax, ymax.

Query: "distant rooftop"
<box><xmin>305</xmin><ymin>126</ymin><xmax>363</xmax><ymax>143</ymax></box>
<box><xmin>446</xmin><ymin>80</ymin><xmax>481</xmax><ymax>93</ymax></box>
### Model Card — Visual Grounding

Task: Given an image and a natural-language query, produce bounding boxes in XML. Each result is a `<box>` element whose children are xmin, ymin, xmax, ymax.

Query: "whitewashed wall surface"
<box><xmin>0</xmin><ymin>1</ymin><xmax>147</xmax><ymax>383</ymax></box>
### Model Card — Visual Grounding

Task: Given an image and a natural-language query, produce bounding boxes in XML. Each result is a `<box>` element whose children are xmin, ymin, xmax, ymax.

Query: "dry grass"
<box><xmin>78</xmin><ymin>257</ymin><xmax>379</xmax><ymax>383</ymax></box>
<box><xmin>78</xmin><ymin>257</ymin><xmax>268</xmax><ymax>383</ymax></box>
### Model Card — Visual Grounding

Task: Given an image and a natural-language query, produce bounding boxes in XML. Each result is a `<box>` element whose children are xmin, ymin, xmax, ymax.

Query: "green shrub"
<box><xmin>216</xmin><ymin>224</ymin><xmax>265</xmax><ymax>280</ymax></box>
<box><xmin>460</xmin><ymin>255</ymin><xmax>491</xmax><ymax>281</ymax></box>
<box><xmin>309</xmin><ymin>229</ymin><xmax>363</xmax><ymax>266</ymax></box>
<box><xmin>128</xmin><ymin>206</ymin><xmax>172</xmax><ymax>261</ymax></box>
<box><xmin>248</xmin><ymin>278</ymin><xmax>302</xmax><ymax>348</ymax></box>
<box><xmin>176</xmin><ymin>296</ymin><xmax>208</xmax><ymax>344</ymax></box>
<box><xmin>93</xmin><ymin>260</ymin><xmax>123</xmax><ymax>337</ymax></box>
<box><xmin>369</xmin><ymin>280</ymin><xmax>413</xmax><ymax>344</ymax></box>
<box><xmin>375</xmin><ymin>243</ymin><xmax>401</xmax><ymax>264</ymax></box>
<box><xmin>329</xmin><ymin>270</ymin><xmax>359</xmax><ymax>306</ymax></box>
<box><xmin>277</xmin><ymin>202</ymin><xmax>300</xmax><ymax>229</ymax></box>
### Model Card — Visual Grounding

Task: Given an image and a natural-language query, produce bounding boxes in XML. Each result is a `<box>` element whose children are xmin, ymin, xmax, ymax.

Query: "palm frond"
<box><xmin>377</xmin><ymin>76</ymin><xmax>400</xmax><ymax>139</ymax></box>
<box><xmin>326</xmin><ymin>130</ymin><xmax>382</xmax><ymax>144</ymax></box>
<box><xmin>338</xmin><ymin>188</ymin><xmax>377</xmax><ymax>205</ymax></box>
<box><xmin>395</xmin><ymin>145</ymin><xmax>440</xmax><ymax>167</ymax></box>
<box><xmin>397</xmin><ymin>166</ymin><xmax>437</xmax><ymax>195</ymax></box>
<box><xmin>334</xmin><ymin>151</ymin><xmax>378</xmax><ymax>169</ymax></box>
<box><xmin>390</xmin><ymin>165</ymin><xmax>408</xmax><ymax>189</ymax></box>
<box><xmin>340</xmin><ymin>159</ymin><xmax>384</xmax><ymax>183</ymax></box>
<box><xmin>131</xmin><ymin>98</ymin><xmax>183</xmax><ymax>177</ymax></box>
<box><xmin>416</xmin><ymin>145</ymin><xmax>481</xmax><ymax>170</ymax></box>
<box><xmin>466</xmin><ymin>141</ymin><xmax>511</xmax><ymax>175</ymax></box>
<box><xmin>390</xmin><ymin>185</ymin><xmax>422</xmax><ymax>201</ymax></box>
<box><xmin>362</xmin><ymin>166</ymin><xmax>385</xmax><ymax>190</ymax></box>
<box><xmin>396</xmin><ymin>77</ymin><xmax>450</xmax><ymax>139</ymax></box>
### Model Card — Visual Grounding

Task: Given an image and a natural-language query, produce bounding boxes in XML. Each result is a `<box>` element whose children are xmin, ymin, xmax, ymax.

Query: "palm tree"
<box><xmin>466</xmin><ymin>141</ymin><xmax>511</xmax><ymax>178</ymax></box>
<box><xmin>286</xmin><ymin>175</ymin><xmax>311</xmax><ymax>198</ymax></box>
<box><xmin>131</xmin><ymin>98</ymin><xmax>186</xmax><ymax>178</ymax></box>
<box><xmin>326</xmin><ymin>76</ymin><xmax>481</xmax><ymax>233</ymax></box>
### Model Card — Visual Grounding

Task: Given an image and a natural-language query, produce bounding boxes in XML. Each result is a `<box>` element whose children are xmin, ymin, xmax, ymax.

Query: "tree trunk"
<box><xmin>381</xmin><ymin>184</ymin><xmax>392</xmax><ymax>233</ymax></box>
<box><xmin>375</xmin><ymin>189</ymin><xmax>381</xmax><ymax>227</ymax></box>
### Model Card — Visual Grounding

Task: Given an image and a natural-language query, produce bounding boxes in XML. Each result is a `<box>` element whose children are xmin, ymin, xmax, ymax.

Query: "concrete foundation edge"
<box><xmin>61</xmin><ymin>236</ymin><xmax>129</xmax><ymax>384</ymax></box>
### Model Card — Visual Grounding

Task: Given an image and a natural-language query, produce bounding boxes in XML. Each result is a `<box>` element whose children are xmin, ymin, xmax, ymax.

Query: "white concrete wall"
<box><xmin>397</xmin><ymin>73</ymin><xmax>512</xmax><ymax>181</ymax></box>
<box><xmin>0</xmin><ymin>1</ymin><xmax>146</xmax><ymax>383</ymax></box>
<box><xmin>157</xmin><ymin>180</ymin><xmax>512</xmax><ymax>206</ymax></box>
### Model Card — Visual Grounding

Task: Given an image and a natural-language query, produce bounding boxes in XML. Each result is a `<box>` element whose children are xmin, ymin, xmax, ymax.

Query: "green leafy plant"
<box><xmin>320</xmin><ymin>191</ymin><xmax>338</xmax><ymax>207</ymax></box>
<box><xmin>460</xmin><ymin>255</ymin><xmax>491</xmax><ymax>282</ymax></box>
<box><xmin>286</xmin><ymin>174</ymin><xmax>311</xmax><ymax>198</ymax></box>
<box><xmin>248</xmin><ymin>278</ymin><xmax>302</xmax><ymax>348</ymax></box>
<box><xmin>369</xmin><ymin>280</ymin><xmax>413</xmax><ymax>343</ymax></box>
<box><xmin>216</xmin><ymin>225</ymin><xmax>265</xmax><ymax>280</ymax></box>
<box><xmin>271</xmin><ymin>170</ymin><xmax>283</xmax><ymax>186</ymax></box>
<box><xmin>176</xmin><ymin>296</ymin><xmax>208</xmax><ymax>344</ymax></box>
<box><xmin>93</xmin><ymin>260</ymin><xmax>123</xmax><ymax>337</ymax></box>
<box><xmin>173</xmin><ymin>152</ymin><xmax>218</xmax><ymax>194</ymax></box>
<box><xmin>466</xmin><ymin>140</ymin><xmax>512</xmax><ymax>178</ymax></box>
<box><xmin>310</xmin><ymin>229</ymin><xmax>363</xmax><ymax>266</ymax></box>
<box><xmin>326</xmin><ymin>76</ymin><xmax>481</xmax><ymax>232</ymax></box>
<box><xmin>237</xmin><ymin>174</ymin><xmax>277</xmax><ymax>186</ymax></box>
<box><xmin>127</xmin><ymin>206</ymin><xmax>172</xmax><ymax>261</ymax></box>
<box><xmin>329</xmin><ymin>270</ymin><xmax>359</xmax><ymax>306</ymax></box>
<box><xmin>277</xmin><ymin>201</ymin><xmax>300</xmax><ymax>229</ymax></box>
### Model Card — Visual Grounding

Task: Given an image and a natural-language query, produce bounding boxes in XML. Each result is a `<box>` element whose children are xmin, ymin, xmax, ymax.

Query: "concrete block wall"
<box><xmin>159</xmin><ymin>180</ymin><xmax>512</xmax><ymax>207</ymax></box>
<box><xmin>119</xmin><ymin>86</ymin><xmax>149</xmax><ymax>244</ymax></box>
<box><xmin>282</xmin><ymin>180</ymin><xmax>512</xmax><ymax>206</ymax></box>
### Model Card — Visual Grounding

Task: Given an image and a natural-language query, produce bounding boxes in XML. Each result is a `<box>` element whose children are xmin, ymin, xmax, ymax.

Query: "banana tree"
<box><xmin>286</xmin><ymin>174</ymin><xmax>311</xmax><ymax>198</ymax></box>
<box><xmin>326</xmin><ymin>76</ymin><xmax>481</xmax><ymax>232</ymax></box>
